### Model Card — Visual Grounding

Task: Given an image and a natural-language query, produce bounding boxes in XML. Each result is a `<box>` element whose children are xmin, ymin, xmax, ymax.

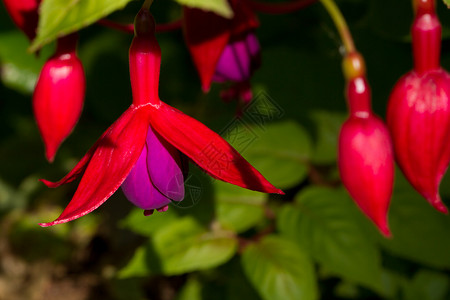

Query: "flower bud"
<box><xmin>2</xmin><ymin>0</ymin><xmax>40</xmax><ymax>40</ymax></box>
<box><xmin>33</xmin><ymin>35</ymin><xmax>85</xmax><ymax>162</ymax></box>
<box><xmin>339</xmin><ymin>76</ymin><xmax>394</xmax><ymax>237</ymax></box>
<box><xmin>387</xmin><ymin>69</ymin><xmax>450</xmax><ymax>213</ymax></box>
<box><xmin>387</xmin><ymin>0</ymin><xmax>449</xmax><ymax>213</ymax></box>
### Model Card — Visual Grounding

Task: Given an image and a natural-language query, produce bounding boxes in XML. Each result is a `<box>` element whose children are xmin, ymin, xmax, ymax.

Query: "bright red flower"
<box><xmin>39</xmin><ymin>7</ymin><xmax>282</xmax><ymax>227</ymax></box>
<box><xmin>339</xmin><ymin>53</ymin><xmax>394</xmax><ymax>237</ymax></box>
<box><xmin>387</xmin><ymin>0</ymin><xmax>449</xmax><ymax>213</ymax></box>
<box><xmin>2</xmin><ymin>0</ymin><xmax>40</xmax><ymax>40</ymax></box>
<box><xmin>33</xmin><ymin>34</ymin><xmax>85</xmax><ymax>162</ymax></box>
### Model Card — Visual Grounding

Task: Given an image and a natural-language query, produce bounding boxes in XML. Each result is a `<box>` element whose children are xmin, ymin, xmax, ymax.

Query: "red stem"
<box><xmin>98</xmin><ymin>18</ymin><xmax>182</xmax><ymax>34</ymax></box>
<box><xmin>243</xmin><ymin>0</ymin><xmax>318</xmax><ymax>14</ymax></box>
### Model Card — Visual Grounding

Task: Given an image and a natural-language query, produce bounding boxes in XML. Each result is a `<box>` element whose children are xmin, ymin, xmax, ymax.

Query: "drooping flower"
<box><xmin>33</xmin><ymin>34</ymin><xmax>85</xmax><ymax>162</ymax></box>
<box><xmin>338</xmin><ymin>53</ymin><xmax>394</xmax><ymax>237</ymax></box>
<box><xmin>2</xmin><ymin>0</ymin><xmax>40</xmax><ymax>40</ymax></box>
<box><xmin>387</xmin><ymin>0</ymin><xmax>449</xmax><ymax>213</ymax></box>
<box><xmin>39</xmin><ymin>7</ymin><xmax>282</xmax><ymax>227</ymax></box>
<box><xmin>183</xmin><ymin>0</ymin><xmax>260</xmax><ymax>105</ymax></box>
<box><xmin>121</xmin><ymin>125</ymin><xmax>187</xmax><ymax>215</ymax></box>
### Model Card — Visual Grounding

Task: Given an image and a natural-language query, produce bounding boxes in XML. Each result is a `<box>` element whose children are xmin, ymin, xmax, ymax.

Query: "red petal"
<box><xmin>40</xmin><ymin>105</ymin><xmax>150</xmax><ymax>226</ymax></box>
<box><xmin>148</xmin><ymin>102</ymin><xmax>283</xmax><ymax>194</ymax></box>
<box><xmin>183</xmin><ymin>7</ymin><xmax>231</xmax><ymax>92</ymax></box>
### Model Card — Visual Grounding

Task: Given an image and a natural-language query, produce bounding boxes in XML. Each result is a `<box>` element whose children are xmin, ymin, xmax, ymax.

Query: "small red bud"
<box><xmin>33</xmin><ymin>35</ymin><xmax>85</xmax><ymax>162</ymax></box>
<box><xmin>339</xmin><ymin>76</ymin><xmax>394</xmax><ymax>237</ymax></box>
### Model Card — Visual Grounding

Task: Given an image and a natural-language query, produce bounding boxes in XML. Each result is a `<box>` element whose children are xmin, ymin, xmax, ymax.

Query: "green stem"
<box><xmin>319</xmin><ymin>0</ymin><xmax>355</xmax><ymax>54</ymax></box>
<box><xmin>143</xmin><ymin>0</ymin><xmax>154</xmax><ymax>10</ymax></box>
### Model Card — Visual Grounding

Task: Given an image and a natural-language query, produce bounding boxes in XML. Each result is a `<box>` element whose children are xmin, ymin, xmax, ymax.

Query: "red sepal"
<box><xmin>39</xmin><ymin>105</ymin><xmax>150</xmax><ymax>226</ymax></box>
<box><xmin>183</xmin><ymin>6</ymin><xmax>231</xmax><ymax>92</ymax></box>
<box><xmin>148</xmin><ymin>101</ymin><xmax>283</xmax><ymax>194</ymax></box>
<box><xmin>2</xmin><ymin>0</ymin><xmax>40</xmax><ymax>40</ymax></box>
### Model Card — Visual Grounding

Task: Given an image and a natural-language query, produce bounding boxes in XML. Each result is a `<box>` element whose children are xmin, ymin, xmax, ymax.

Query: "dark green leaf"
<box><xmin>308</xmin><ymin>110</ymin><xmax>346</xmax><ymax>164</ymax></box>
<box><xmin>241</xmin><ymin>235</ymin><xmax>318</xmax><ymax>300</ymax></box>
<box><xmin>30</xmin><ymin>0</ymin><xmax>134</xmax><ymax>51</ymax></box>
<box><xmin>214</xmin><ymin>180</ymin><xmax>266</xmax><ymax>233</ymax></box>
<box><xmin>227</xmin><ymin>120</ymin><xmax>311</xmax><ymax>188</ymax></box>
<box><xmin>154</xmin><ymin>217</ymin><xmax>237</xmax><ymax>275</ymax></box>
<box><xmin>278</xmin><ymin>186</ymin><xmax>383</xmax><ymax>292</ymax></box>
<box><xmin>120</xmin><ymin>217</ymin><xmax>237</xmax><ymax>277</ymax></box>
<box><xmin>403</xmin><ymin>270</ymin><xmax>449</xmax><ymax>300</ymax></box>
<box><xmin>379</xmin><ymin>190</ymin><xmax>450</xmax><ymax>269</ymax></box>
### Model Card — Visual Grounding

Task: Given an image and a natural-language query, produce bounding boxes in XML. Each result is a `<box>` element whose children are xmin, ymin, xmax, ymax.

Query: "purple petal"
<box><xmin>146</xmin><ymin>126</ymin><xmax>185</xmax><ymax>202</ymax></box>
<box><xmin>245</xmin><ymin>32</ymin><xmax>260</xmax><ymax>57</ymax></box>
<box><xmin>121</xmin><ymin>143</ymin><xmax>172</xmax><ymax>210</ymax></box>
<box><xmin>213</xmin><ymin>35</ymin><xmax>253</xmax><ymax>82</ymax></box>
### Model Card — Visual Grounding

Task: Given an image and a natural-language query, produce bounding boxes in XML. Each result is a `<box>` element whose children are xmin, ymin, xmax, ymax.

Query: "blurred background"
<box><xmin>0</xmin><ymin>0</ymin><xmax>449</xmax><ymax>299</ymax></box>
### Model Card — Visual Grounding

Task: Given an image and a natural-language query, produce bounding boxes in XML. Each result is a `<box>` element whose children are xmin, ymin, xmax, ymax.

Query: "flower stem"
<box><xmin>243</xmin><ymin>0</ymin><xmax>317</xmax><ymax>14</ymax></box>
<box><xmin>319</xmin><ymin>0</ymin><xmax>355</xmax><ymax>54</ymax></box>
<box><xmin>142</xmin><ymin>0</ymin><xmax>154</xmax><ymax>10</ymax></box>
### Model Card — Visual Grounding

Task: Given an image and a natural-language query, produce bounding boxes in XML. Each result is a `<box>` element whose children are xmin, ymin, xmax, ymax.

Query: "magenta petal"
<box><xmin>146</xmin><ymin>126</ymin><xmax>185</xmax><ymax>202</ymax></box>
<box><xmin>246</xmin><ymin>33</ymin><xmax>260</xmax><ymax>57</ymax></box>
<box><xmin>39</xmin><ymin>106</ymin><xmax>151</xmax><ymax>227</ymax></box>
<box><xmin>121</xmin><ymin>142</ymin><xmax>173</xmax><ymax>210</ymax></box>
<box><xmin>213</xmin><ymin>37</ymin><xmax>252</xmax><ymax>82</ymax></box>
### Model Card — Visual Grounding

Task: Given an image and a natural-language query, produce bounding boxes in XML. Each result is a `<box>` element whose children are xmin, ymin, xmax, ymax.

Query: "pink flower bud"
<box><xmin>387</xmin><ymin>70</ymin><xmax>450</xmax><ymax>213</ymax></box>
<box><xmin>2</xmin><ymin>0</ymin><xmax>40</xmax><ymax>40</ymax></box>
<box><xmin>387</xmin><ymin>0</ymin><xmax>449</xmax><ymax>213</ymax></box>
<box><xmin>339</xmin><ymin>76</ymin><xmax>394</xmax><ymax>237</ymax></box>
<box><xmin>33</xmin><ymin>34</ymin><xmax>85</xmax><ymax>162</ymax></box>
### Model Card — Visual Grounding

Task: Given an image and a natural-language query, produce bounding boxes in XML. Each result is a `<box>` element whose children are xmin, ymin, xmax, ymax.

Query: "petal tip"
<box><xmin>39</xmin><ymin>178</ymin><xmax>58</xmax><ymax>188</ymax></box>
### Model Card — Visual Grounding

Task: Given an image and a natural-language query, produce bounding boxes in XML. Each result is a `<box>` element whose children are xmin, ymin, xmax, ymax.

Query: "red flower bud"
<box><xmin>339</xmin><ymin>54</ymin><xmax>394</xmax><ymax>236</ymax></box>
<box><xmin>33</xmin><ymin>34</ymin><xmax>85</xmax><ymax>162</ymax></box>
<box><xmin>387</xmin><ymin>70</ymin><xmax>450</xmax><ymax>214</ymax></box>
<box><xmin>2</xmin><ymin>0</ymin><xmax>40</xmax><ymax>40</ymax></box>
<box><xmin>387</xmin><ymin>0</ymin><xmax>449</xmax><ymax>213</ymax></box>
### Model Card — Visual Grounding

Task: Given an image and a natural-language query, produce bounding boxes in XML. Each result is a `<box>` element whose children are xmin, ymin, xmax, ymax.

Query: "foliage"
<box><xmin>0</xmin><ymin>0</ymin><xmax>449</xmax><ymax>299</ymax></box>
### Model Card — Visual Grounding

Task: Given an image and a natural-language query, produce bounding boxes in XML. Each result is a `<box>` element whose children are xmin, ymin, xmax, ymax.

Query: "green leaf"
<box><xmin>403</xmin><ymin>270</ymin><xmax>449</xmax><ymax>300</ymax></box>
<box><xmin>154</xmin><ymin>217</ymin><xmax>237</xmax><ymax>275</ymax></box>
<box><xmin>308</xmin><ymin>110</ymin><xmax>346</xmax><ymax>164</ymax></box>
<box><xmin>120</xmin><ymin>207</ymin><xmax>179</xmax><ymax>237</ymax></box>
<box><xmin>0</xmin><ymin>31</ymin><xmax>51</xmax><ymax>93</ymax></box>
<box><xmin>177</xmin><ymin>276</ymin><xmax>203</xmax><ymax>300</ymax></box>
<box><xmin>444</xmin><ymin>0</ymin><xmax>450</xmax><ymax>8</ymax></box>
<box><xmin>214</xmin><ymin>180</ymin><xmax>267</xmax><ymax>233</ymax></box>
<box><xmin>227</xmin><ymin>120</ymin><xmax>311</xmax><ymax>189</ymax></box>
<box><xmin>173</xmin><ymin>0</ymin><xmax>233</xmax><ymax>18</ymax></box>
<box><xmin>241</xmin><ymin>235</ymin><xmax>318</xmax><ymax>300</ymax></box>
<box><xmin>278</xmin><ymin>186</ymin><xmax>383</xmax><ymax>292</ymax></box>
<box><xmin>119</xmin><ymin>217</ymin><xmax>237</xmax><ymax>277</ymax></box>
<box><xmin>30</xmin><ymin>0</ymin><xmax>134</xmax><ymax>51</ymax></box>
<box><xmin>118</xmin><ymin>245</ymin><xmax>152</xmax><ymax>278</ymax></box>
<box><xmin>379</xmin><ymin>190</ymin><xmax>450</xmax><ymax>269</ymax></box>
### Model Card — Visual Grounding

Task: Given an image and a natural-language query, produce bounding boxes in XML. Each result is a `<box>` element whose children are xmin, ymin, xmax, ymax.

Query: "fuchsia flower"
<box><xmin>2</xmin><ymin>0</ymin><xmax>40</xmax><ymax>40</ymax></box>
<box><xmin>183</xmin><ymin>0</ymin><xmax>260</xmax><ymax>105</ymax></box>
<box><xmin>33</xmin><ymin>34</ymin><xmax>85</xmax><ymax>162</ymax></box>
<box><xmin>39</xmin><ymin>7</ymin><xmax>282</xmax><ymax>227</ymax></box>
<box><xmin>339</xmin><ymin>53</ymin><xmax>394</xmax><ymax>237</ymax></box>
<box><xmin>387</xmin><ymin>0</ymin><xmax>449</xmax><ymax>213</ymax></box>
